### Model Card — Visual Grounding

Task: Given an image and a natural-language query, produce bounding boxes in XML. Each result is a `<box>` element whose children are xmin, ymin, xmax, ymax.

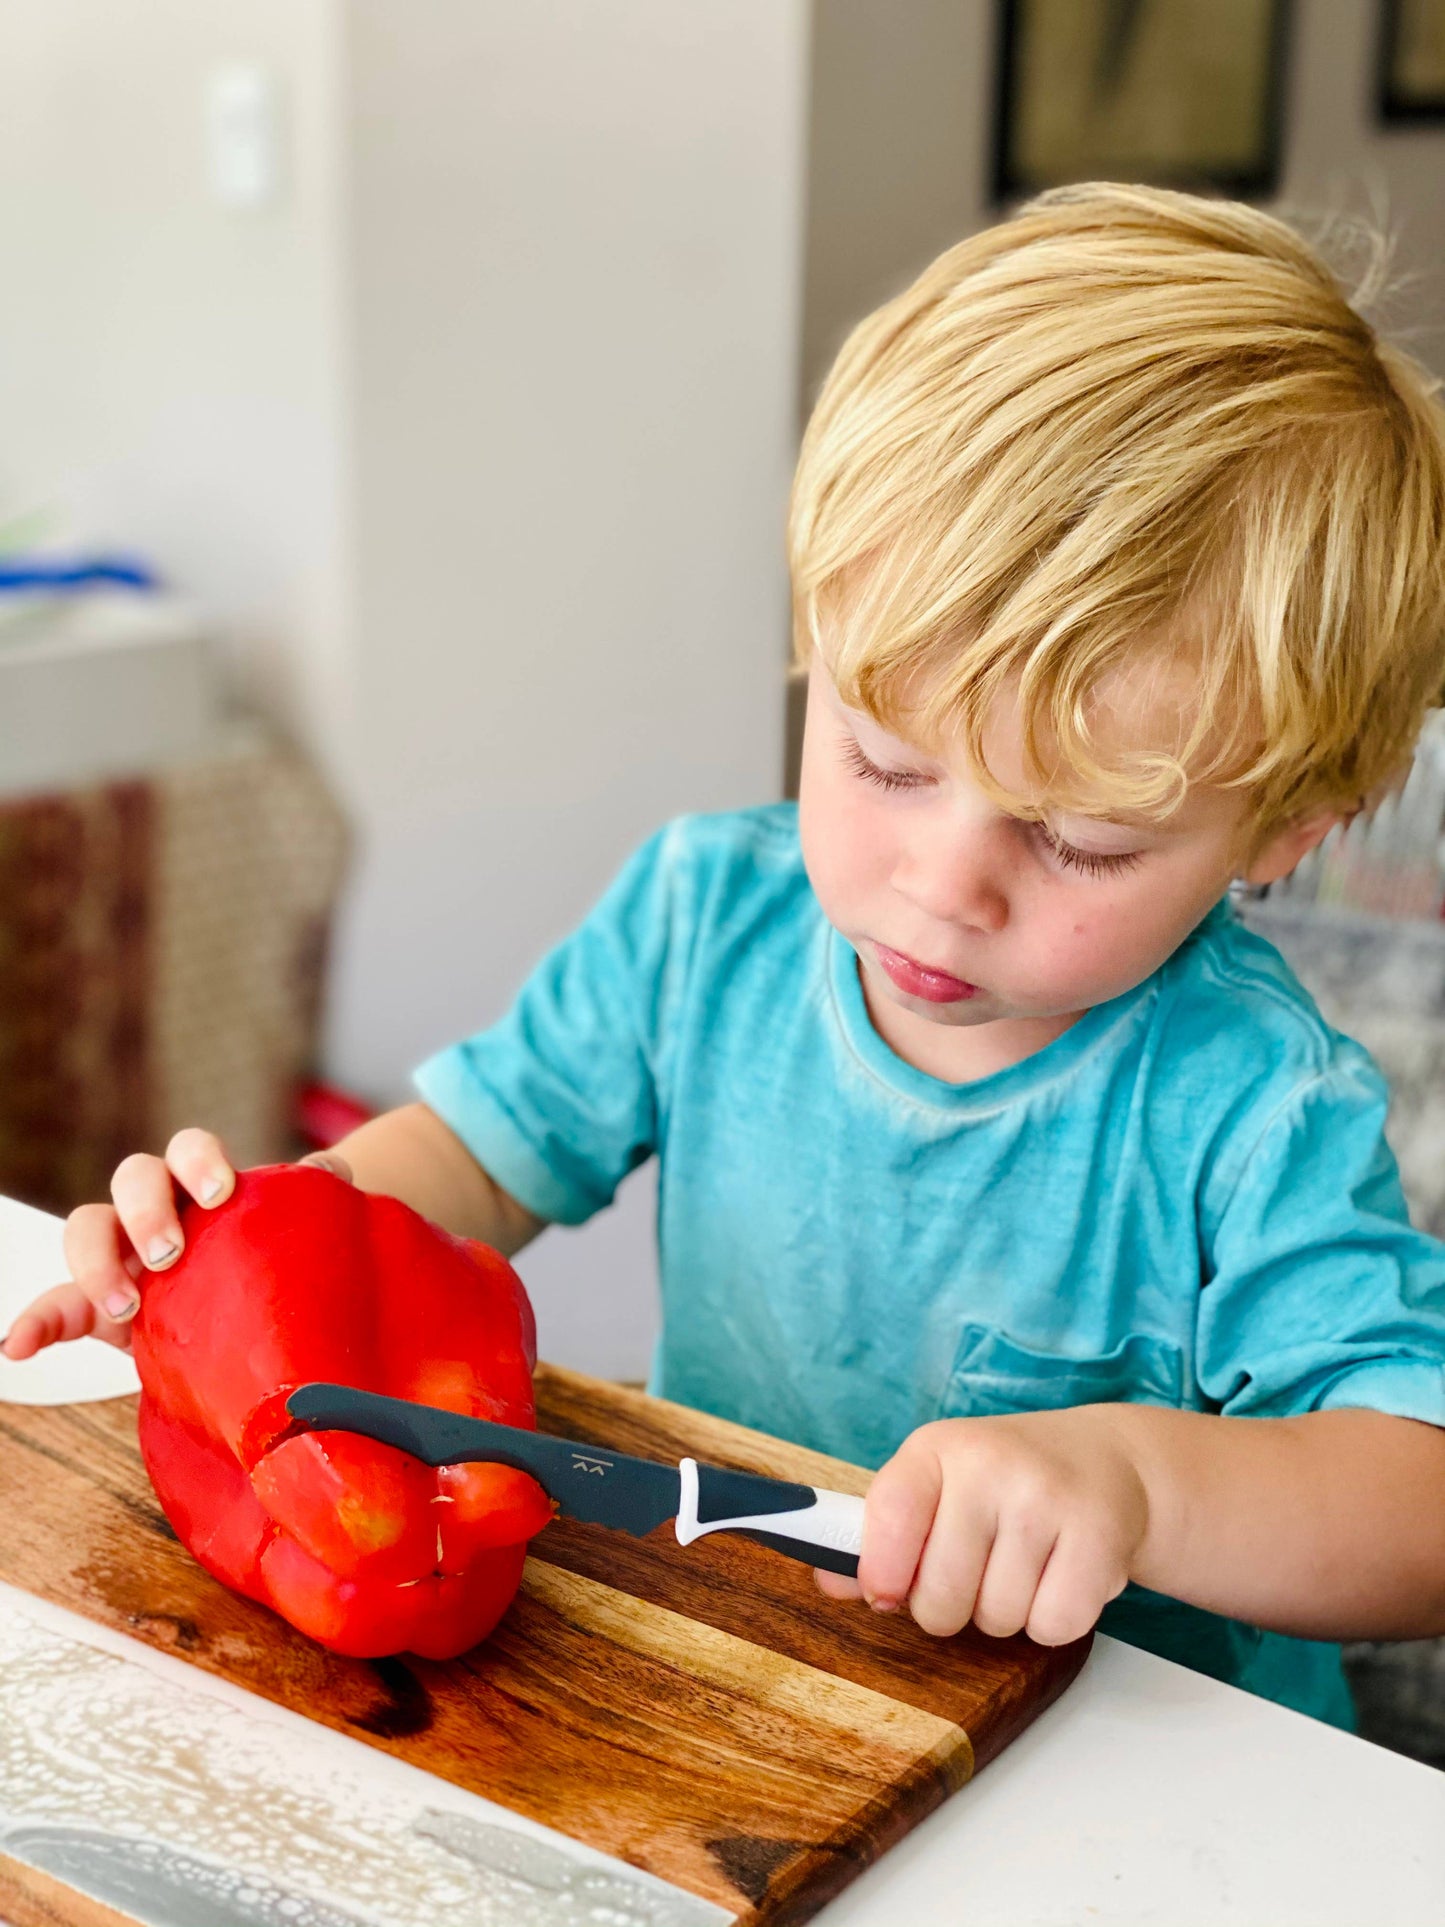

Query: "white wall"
<box><xmin>326</xmin><ymin>3</ymin><xmax>808</xmax><ymax>1375</ymax></box>
<box><xmin>332</xmin><ymin>0</ymin><xmax>804</xmax><ymax>1076</ymax></box>
<box><xmin>0</xmin><ymin>0</ymin><xmax>353</xmax><ymax>765</ymax></box>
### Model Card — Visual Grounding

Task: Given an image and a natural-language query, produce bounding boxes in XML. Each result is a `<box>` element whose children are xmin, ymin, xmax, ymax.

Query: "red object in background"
<box><xmin>294</xmin><ymin>1078</ymin><xmax>377</xmax><ymax>1151</ymax></box>
<box><xmin>131</xmin><ymin>1164</ymin><xmax>554</xmax><ymax>1658</ymax></box>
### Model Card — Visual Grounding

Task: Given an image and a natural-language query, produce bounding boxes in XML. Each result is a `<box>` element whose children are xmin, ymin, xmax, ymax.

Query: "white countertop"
<box><xmin>3</xmin><ymin>1192</ymin><xmax>1443</xmax><ymax>1925</ymax></box>
<box><xmin>830</xmin><ymin>1637</ymin><xmax>1445</xmax><ymax>1926</ymax></box>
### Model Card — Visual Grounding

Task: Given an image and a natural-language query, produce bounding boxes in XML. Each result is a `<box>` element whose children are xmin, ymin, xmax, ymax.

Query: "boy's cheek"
<box><xmin>1028</xmin><ymin>884</ymin><xmax>1202</xmax><ymax>1007</ymax></box>
<box><xmin>799</xmin><ymin>802</ymin><xmax>875</xmax><ymax>925</ymax></box>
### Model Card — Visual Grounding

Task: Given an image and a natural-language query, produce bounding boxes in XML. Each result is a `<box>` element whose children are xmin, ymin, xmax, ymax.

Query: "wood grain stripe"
<box><xmin>523</xmin><ymin>1555</ymin><xmax>973</xmax><ymax>1786</ymax></box>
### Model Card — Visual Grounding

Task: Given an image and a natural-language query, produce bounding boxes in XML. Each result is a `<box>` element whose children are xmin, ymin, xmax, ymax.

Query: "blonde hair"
<box><xmin>788</xmin><ymin>183</ymin><xmax>1445</xmax><ymax>838</ymax></box>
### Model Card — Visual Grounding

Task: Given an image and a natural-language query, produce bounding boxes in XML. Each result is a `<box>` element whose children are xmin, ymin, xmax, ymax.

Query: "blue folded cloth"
<box><xmin>0</xmin><ymin>555</ymin><xmax>159</xmax><ymax>593</ymax></box>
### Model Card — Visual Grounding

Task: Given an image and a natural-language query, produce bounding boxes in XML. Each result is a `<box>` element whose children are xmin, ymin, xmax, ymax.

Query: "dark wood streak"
<box><xmin>350</xmin><ymin>1655</ymin><xmax>434</xmax><ymax>1739</ymax></box>
<box><xmin>707</xmin><ymin>1835</ymin><xmax>805</xmax><ymax>1907</ymax></box>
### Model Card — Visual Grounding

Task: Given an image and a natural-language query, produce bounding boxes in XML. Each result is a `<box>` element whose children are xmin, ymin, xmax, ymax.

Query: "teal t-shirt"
<box><xmin>415</xmin><ymin>804</ymin><xmax>1445</xmax><ymax>1729</ymax></box>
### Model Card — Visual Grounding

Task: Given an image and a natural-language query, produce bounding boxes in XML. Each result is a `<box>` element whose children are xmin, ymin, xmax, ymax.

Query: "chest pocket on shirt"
<box><xmin>941</xmin><ymin>1324</ymin><xmax>1187</xmax><ymax>1420</ymax></box>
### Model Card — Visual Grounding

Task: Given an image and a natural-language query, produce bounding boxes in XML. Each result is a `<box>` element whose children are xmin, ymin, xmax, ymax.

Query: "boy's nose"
<box><xmin>891</xmin><ymin>817</ymin><xmax>1010</xmax><ymax>935</ymax></box>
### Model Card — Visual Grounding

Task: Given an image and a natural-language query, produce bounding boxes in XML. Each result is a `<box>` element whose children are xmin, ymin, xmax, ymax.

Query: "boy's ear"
<box><xmin>1239</xmin><ymin>808</ymin><xmax>1344</xmax><ymax>887</ymax></box>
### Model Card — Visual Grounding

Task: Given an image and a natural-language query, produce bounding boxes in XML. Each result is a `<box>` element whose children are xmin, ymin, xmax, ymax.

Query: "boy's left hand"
<box><xmin>816</xmin><ymin>1406</ymin><xmax>1150</xmax><ymax>1645</ymax></box>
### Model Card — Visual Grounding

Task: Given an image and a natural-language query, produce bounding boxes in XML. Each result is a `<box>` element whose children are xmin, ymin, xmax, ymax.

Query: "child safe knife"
<box><xmin>282</xmin><ymin>1383</ymin><xmax>865</xmax><ymax>1577</ymax></box>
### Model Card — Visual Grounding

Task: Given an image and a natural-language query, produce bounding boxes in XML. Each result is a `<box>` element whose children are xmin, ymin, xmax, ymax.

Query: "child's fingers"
<box><xmin>109</xmin><ymin>1153</ymin><xmax>186</xmax><ymax>1278</ymax></box>
<box><xmin>904</xmin><ymin>1495</ymin><xmax>996</xmax><ymax>1637</ymax></box>
<box><xmin>968</xmin><ymin>1514</ymin><xmax>1061</xmax><ymax>1640</ymax></box>
<box><xmin>857</xmin><ymin>1435</ymin><xmax>948</xmax><ymax>1617</ymax></box>
<box><xmin>109</xmin><ymin>1133</ymin><xmax>230</xmax><ymax>1282</ymax></box>
<box><xmin>161</xmin><ymin>1128</ymin><xmax>236</xmax><ymax>1212</ymax></box>
<box><xmin>813</xmin><ymin>1569</ymin><xmax>862</xmax><ymax>1601</ymax></box>
<box><xmin>63</xmin><ymin>1201</ymin><xmax>146</xmax><ymax>1326</ymax></box>
<box><xmin>5</xmin><ymin>1134</ymin><xmax>237</xmax><ymax>1367</ymax></box>
<box><xmin>1024</xmin><ymin>1532</ymin><xmax>1127</xmax><ymax>1647</ymax></box>
<box><xmin>1</xmin><ymin>1282</ymin><xmax>135</xmax><ymax>1359</ymax></box>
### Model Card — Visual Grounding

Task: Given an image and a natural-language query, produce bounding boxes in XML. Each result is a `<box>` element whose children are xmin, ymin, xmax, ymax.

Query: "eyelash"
<box><xmin>842</xmin><ymin>739</ymin><xmax>921</xmax><ymax>792</ymax></box>
<box><xmin>1033</xmin><ymin>825</ymin><xmax>1143</xmax><ymax>879</ymax></box>
<box><xmin>841</xmin><ymin>739</ymin><xmax>1143</xmax><ymax>879</ymax></box>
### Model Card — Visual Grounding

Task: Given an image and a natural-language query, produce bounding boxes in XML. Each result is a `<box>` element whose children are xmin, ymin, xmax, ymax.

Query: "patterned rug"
<box><xmin>0</xmin><ymin>725</ymin><xmax>348</xmax><ymax>1215</ymax></box>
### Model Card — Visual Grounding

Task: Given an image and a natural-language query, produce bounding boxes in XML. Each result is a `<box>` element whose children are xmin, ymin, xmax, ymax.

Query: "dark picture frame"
<box><xmin>1378</xmin><ymin>0</ymin><xmax>1445</xmax><ymax>120</ymax></box>
<box><xmin>993</xmin><ymin>0</ymin><xmax>1293</xmax><ymax>204</ymax></box>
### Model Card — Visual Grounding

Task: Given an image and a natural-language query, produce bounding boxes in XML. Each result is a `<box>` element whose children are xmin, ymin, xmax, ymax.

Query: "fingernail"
<box><xmin>868</xmin><ymin>1595</ymin><xmax>900</xmax><ymax>1614</ymax></box>
<box><xmin>199</xmin><ymin>1177</ymin><xmax>225</xmax><ymax>1205</ymax></box>
<box><xmin>145</xmin><ymin>1238</ymin><xmax>178</xmax><ymax>1267</ymax></box>
<box><xmin>104</xmin><ymin>1290</ymin><xmax>140</xmax><ymax>1320</ymax></box>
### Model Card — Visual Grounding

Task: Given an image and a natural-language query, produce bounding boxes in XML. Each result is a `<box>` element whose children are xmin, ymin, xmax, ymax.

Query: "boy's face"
<box><xmin>797</xmin><ymin>656</ymin><xmax>1317</xmax><ymax>1076</ymax></box>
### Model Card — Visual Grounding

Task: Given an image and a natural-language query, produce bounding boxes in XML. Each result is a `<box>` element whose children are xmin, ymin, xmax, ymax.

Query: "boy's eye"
<box><xmin>1035</xmin><ymin>824</ymin><xmax>1143</xmax><ymax>879</ymax></box>
<box><xmin>842</xmin><ymin>739</ymin><xmax>925</xmax><ymax>791</ymax></box>
<box><xmin>841</xmin><ymin>736</ymin><xmax>1145</xmax><ymax>878</ymax></box>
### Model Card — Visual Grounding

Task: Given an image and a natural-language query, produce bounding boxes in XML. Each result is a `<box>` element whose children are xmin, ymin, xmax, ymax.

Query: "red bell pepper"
<box><xmin>131</xmin><ymin>1164</ymin><xmax>554</xmax><ymax>1659</ymax></box>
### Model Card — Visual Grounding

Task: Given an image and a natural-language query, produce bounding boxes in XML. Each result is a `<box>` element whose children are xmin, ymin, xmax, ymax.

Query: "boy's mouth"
<box><xmin>871</xmin><ymin>942</ymin><xmax>979</xmax><ymax>1004</ymax></box>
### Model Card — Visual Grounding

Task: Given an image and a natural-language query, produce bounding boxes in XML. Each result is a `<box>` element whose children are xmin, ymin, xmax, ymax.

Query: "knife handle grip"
<box><xmin>676</xmin><ymin>1458</ymin><xmax>865</xmax><ymax>1578</ymax></box>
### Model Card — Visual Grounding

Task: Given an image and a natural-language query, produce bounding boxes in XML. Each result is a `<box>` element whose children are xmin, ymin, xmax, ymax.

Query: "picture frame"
<box><xmin>992</xmin><ymin>0</ymin><xmax>1293</xmax><ymax>204</ymax></box>
<box><xmin>1378</xmin><ymin>0</ymin><xmax>1445</xmax><ymax>121</ymax></box>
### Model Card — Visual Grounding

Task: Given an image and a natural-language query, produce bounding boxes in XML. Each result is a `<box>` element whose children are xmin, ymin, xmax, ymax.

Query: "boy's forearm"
<box><xmin>1100</xmin><ymin>1403</ymin><xmax>1445</xmax><ymax>1640</ymax></box>
<box><xmin>325</xmin><ymin>1102</ymin><xmax>546</xmax><ymax>1257</ymax></box>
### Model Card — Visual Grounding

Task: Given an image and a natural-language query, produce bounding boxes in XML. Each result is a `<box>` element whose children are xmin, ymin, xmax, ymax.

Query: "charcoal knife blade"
<box><xmin>282</xmin><ymin>1383</ymin><xmax>864</xmax><ymax>1576</ymax></box>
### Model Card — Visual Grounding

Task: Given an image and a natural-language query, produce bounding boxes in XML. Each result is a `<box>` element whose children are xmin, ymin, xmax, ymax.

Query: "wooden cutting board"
<box><xmin>0</xmin><ymin>1365</ymin><xmax>1088</xmax><ymax>1926</ymax></box>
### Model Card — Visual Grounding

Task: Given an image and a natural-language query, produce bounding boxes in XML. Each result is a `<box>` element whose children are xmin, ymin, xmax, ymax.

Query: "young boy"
<box><xmin>9</xmin><ymin>183</ymin><xmax>1445</xmax><ymax>1732</ymax></box>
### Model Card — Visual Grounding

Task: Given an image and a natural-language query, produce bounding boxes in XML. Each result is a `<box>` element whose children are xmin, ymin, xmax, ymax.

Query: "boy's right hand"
<box><xmin>0</xmin><ymin>1129</ymin><xmax>352</xmax><ymax>1361</ymax></box>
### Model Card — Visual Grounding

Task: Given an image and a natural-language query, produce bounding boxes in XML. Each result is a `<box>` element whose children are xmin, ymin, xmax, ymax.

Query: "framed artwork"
<box><xmin>1379</xmin><ymin>0</ymin><xmax>1445</xmax><ymax>120</ymax></box>
<box><xmin>993</xmin><ymin>0</ymin><xmax>1293</xmax><ymax>203</ymax></box>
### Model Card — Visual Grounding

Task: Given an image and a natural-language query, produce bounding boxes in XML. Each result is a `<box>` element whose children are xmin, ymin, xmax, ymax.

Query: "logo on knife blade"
<box><xmin>570</xmin><ymin>1453</ymin><xmax>613</xmax><ymax>1476</ymax></box>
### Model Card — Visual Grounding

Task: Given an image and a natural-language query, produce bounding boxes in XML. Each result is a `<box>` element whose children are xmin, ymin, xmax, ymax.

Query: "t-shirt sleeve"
<box><xmin>1198</xmin><ymin>1051</ymin><xmax>1445</xmax><ymax>1425</ymax></box>
<box><xmin>412</xmin><ymin>821</ymin><xmax>692</xmax><ymax>1227</ymax></box>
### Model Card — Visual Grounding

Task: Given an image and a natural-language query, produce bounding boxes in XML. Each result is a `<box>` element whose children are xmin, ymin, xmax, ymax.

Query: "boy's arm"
<box><xmin>321</xmin><ymin>1102</ymin><xmax>546</xmax><ymax>1257</ymax></box>
<box><xmin>1106</xmin><ymin>1401</ymin><xmax>1445</xmax><ymax>1641</ymax></box>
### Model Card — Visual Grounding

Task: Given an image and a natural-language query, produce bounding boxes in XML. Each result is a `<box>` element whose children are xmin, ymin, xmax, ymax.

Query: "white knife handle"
<box><xmin>675</xmin><ymin>1457</ymin><xmax>865</xmax><ymax>1577</ymax></box>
